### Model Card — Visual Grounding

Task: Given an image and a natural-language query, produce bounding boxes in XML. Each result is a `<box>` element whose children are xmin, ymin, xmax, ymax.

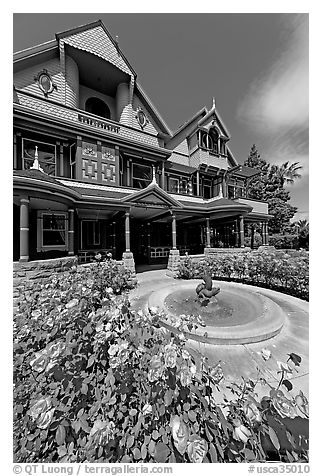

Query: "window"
<box><xmin>203</xmin><ymin>178</ymin><xmax>212</xmax><ymax>199</ymax></box>
<box><xmin>81</xmin><ymin>221</ymin><xmax>100</xmax><ymax>248</ymax></box>
<box><xmin>132</xmin><ymin>163</ymin><xmax>152</xmax><ymax>189</ymax></box>
<box><xmin>169</xmin><ymin>177</ymin><xmax>180</xmax><ymax>193</ymax></box>
<box><xmin>22</xmin><ymin>139</ymin><xmax>56</xmax><ymax>175</ymax></box>
<box><xmin>181</xmin><ymin>178</ymin><xmax>188</xmax><ymax>194</ymax></box>
<box><xmin>37</xmin><ymin>212</ymin><xmax>68</xmax><ymax>252</ymax></box>
<box><xmin>85</xmin><ymin>97</ymin><xmax>111</xmax><ymax>119</ymax></box>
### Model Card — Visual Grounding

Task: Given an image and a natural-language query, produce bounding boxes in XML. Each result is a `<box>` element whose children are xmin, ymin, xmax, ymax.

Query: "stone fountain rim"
<box><xmin>147</xmin><ymin>280</ymin><xmax>286</xmax><ymax>345</ymax></box>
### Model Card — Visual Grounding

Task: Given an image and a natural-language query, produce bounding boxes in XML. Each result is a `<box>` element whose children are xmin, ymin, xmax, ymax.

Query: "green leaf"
<box><xmin>209</xmin><ymin>443</ymin><xmax>218</xmax><ymax>462</ymax></box>
<box><xmin>282</xmin><ymin>379</ymin><xmax>293</xmax><ymax>391</ymax></box>
<box><xmin>87</xmin><ymin>355</ymin><xmax>95</xmax><ymax>368</ymax></box>
<box><xmin>154</xmin><ymin>442</ymin><xmax>170</xmax><ymax>463</ymax></box>
<box><xmin>188</xmin><ymin>410</ymin><xmax>197</xmax><ymax>422</ymax></box>
<box><xmin>133</xmin><ymin>447</ymin><xmax>141</xmax><ymax>460</ymax></box>
<box><xmin>244</xmin><ymin>448</ymin><xmax>256</xmax><ymax>461</ymax></box>
<box><xmin>126</xmin><ymin>435</ymin><xmax>134</xmax><ymax>449</ymax></box>
<box><xmin>287</xmin><ymin>353</ymin><xmax>302</xmax><ymax>366</ymax></box>
<box><xmin>268</xmin><ymin>427</ymin><xmax>280</xmax><ymax>451</ymax></box>
<box><xmin>55</xmin><ymin>425</ymin><xmax>66</xmax><ymax>446</ymax></box>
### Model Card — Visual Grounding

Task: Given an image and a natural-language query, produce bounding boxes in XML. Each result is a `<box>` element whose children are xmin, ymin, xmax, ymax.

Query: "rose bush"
<box><xmin>177</xmin><ymin>249</ymin><xmax>308</xmax><ymax>300</ymax></box>
<box><xmin>14</xmin><ymin>259</ymin><xmax>308</xmax><ymax>463</ymax></box>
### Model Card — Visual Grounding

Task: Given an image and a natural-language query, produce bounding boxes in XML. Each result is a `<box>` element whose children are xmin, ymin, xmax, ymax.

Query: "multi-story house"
<box><xmin>13</xmin><ymin>20</ymin><xmax>270</xmax><ymax>271</ymax></box>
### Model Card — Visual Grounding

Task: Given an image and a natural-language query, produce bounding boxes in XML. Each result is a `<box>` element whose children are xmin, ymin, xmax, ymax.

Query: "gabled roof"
<box><xmin>165</xmin><ymin>100</ymin><xmax>232</xmax><ymax>152</ymax></box>
<box><xmin>122</xmin><ymin>183</ymin><xmax>183</xmax><ymax>208</ymax></box>
<box><xmin>56</xmin><ymin>20</ymin><xmax>136</xmax><ymax>78</ymax></box>
<box><xmin>135</xmin><ymin>83</ymin><xmax>172</xmax><ymax>136</ymax></box>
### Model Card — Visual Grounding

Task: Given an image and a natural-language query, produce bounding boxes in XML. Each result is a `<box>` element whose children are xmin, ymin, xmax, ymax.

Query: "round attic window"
<box><xmin>135</xmin><ymin>108</ymin><xmax>149</xmax><ymax>129</ymax></box>
<box><xmin>35</xmin><ymin>70</ymin><xmax>56</xmax><ymax>97</ymax></box>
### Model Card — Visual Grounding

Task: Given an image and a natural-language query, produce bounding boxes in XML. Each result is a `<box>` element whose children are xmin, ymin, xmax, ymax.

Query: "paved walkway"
<box><xmin>129</xmin><ymin>270</ymin><xmax>309</xmax><ymax>401</ymax></box>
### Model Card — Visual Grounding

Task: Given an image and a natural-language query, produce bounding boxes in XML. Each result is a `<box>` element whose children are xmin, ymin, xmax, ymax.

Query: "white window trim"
<box><xmin>37</xmin><ymin>211</ymin><xmax>68</xmax><ymax>252</ymax></box>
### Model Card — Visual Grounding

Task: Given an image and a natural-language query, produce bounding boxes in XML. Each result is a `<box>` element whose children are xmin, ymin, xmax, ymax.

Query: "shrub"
<box><xmin>13</xmin><ymin>264</ymin><xmax>308</xmax><ymax>463</ymax></box>
<box><xmin>269</xmin><ymin>234</ymin><xmax>299</xmax><ymax>250</ymax></box>
<box><xmin>177</xmin><ymin>250</ymin><xmax>308</xmax><ymax>300</ymax></box>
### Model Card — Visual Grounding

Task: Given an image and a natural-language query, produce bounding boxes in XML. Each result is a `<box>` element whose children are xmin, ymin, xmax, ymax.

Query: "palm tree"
<box><xmin>275</xmin><ymin>161</ymin><xmax>302</xmax><ymax>187</ymax></box>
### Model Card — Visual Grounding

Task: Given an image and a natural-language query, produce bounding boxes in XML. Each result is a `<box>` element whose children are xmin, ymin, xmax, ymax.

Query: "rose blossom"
<box><xmin>164</xmin><ymin>344</ymin><xmax>177</xmax><ymax>368</ymax></box>
<box><xmin>272</xmin><ymin>391</ymin><xmax>297</xmax><ymax>419</ymax></box>
<box><xmin>142</xmin><ymin>403</ymin><xmax>153</xmax><ymax>416</ymax></box>
<box><xmin>233</xmin><ymin>421</ymin><xmax>252</xmax><ymax>443</ymax></box>
<box><xmin>36</xmin><ymin>408</ymin><xmax>55</xmax><ymax>429</ymax></box>
<box><xmin>30</xmin><ymin>397</ymin><xmax>52</xmax><ymax>420</ymax></box>
<box><xmin>47</xmin><ymin>341</ymin><xmax>65</xmax><ymax>360</ymax></box>
<box><xmin>89</xmin><ymin>419</ymin><xmax>115</xmax><ymax>445</ymax></box>
<box><xmin>187</xmin><ymin>434</ymin><xmax>208</xmax><ymax>463</ymax></box>
<box><xmin>30</xmin><ymin>350</ymin><xmax>49</xmax><ymax>373</ymax></box>
<box><xmin>108</xmin><ymin>344</ymin><xmax>120</xmax><ymax>357</ymax></box>
<box><xmin>66</xmin><ymin>298</ymin><xmax>78</xmax><ymax>309</ymax></box>
<box><xmin>170</xmin><ymin>415</ymin><xmax>189</xmax><ymax>455</ymax></box>
<box><xmin>243</xmin><ymin>401</ymin><xmax>262</xmax><ymax>424</ymax></box>
<box><xmin>29</xmin><ymin>397</ymin><xmax>55</xmax><ymax>428</ymax></box>
<box><xmin>295</xmin><ymin>392</ymin><xmax>309</xmax><ymax>418</ymax></box>
<box><xmin>148</xmin><ymin>355</ymin><xmax>164</xmax><ymax>382</ymax></box>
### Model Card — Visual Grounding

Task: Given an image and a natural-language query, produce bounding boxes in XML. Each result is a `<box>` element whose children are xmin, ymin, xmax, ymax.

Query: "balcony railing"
<box><xmin>14</xmin><ymin>90</ymin><xmax>161</xmax><ymax>148</ymax></box>
<box><xmin>233</xmin><ymin>197</ymin><xmax>269</xmax><ymax>215</ymax></box>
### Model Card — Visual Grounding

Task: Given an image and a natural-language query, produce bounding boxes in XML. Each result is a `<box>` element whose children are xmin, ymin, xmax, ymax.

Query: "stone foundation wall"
<box><xmin>13</xmin><ymin>257</ymin><xmax>78</xmax><ymax>313</ymax></box>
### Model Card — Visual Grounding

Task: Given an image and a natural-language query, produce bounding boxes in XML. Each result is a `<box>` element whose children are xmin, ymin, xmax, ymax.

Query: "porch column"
<box><xmin>234</xmin><ymin>219</ymin><xmax>239</xmax><ymax>247</ymax></box>
<box><xmin>126</xmin><ymin>159</ymin><xmax>131</xmax><ymax>187</ymax></box>
<box><xmin>206</xmin><ymin>218</ymin><xmax>211</xmax><ymax>248</ymax></box>
<box><xmin>167</xmin><ymin>213</ymin><xmax>180</xmax><ymax>276</ymax></box>
<box><xmin>125</xmin><ymin>211</ymin><xmax>131</xmax><ymax>251</ymax></box>
<box><xmin>147</xmin><ymin>222</ymin><xmax>151</xmax><ymax>264</ymax></box>
<box><xmin>171</xmin><ymin>213</ymin><xmax>177</xmax><ymax>249</ymax></box>
<box><xmin>239</xmin><ymin>215</ymin><xmax>245</xmax><ymax>248</ymax></box>
<box><xmin>161</xmin><ymin>162</ymin><xmax>165</xmax><ymax>190</ymax></box>
<box><xmin>251</xmin><ymin>224</ymin><xmax>255</xmax><ymax>249</ymax></box>
<box><xmin>68</xmin><ymin>208</ymin><xmax>75</xmax><ymax>256</ymax></box>
<box><xmin>122</xmin><ymin>211</ymin><xmax>135</xmax><ymax>273</ymax></box>
<box><xmin>263</xmin><ymin>221</ymin><xmax>269</xmax><ymax>245</ymax></box>
<box><xmin>196</xmin><ymin>170</ymin><xmax>200</xmax><ymax>196</ymax></box>
<box><xmin>19</xmin><ymin>197</ymin><xmax>29</xmax><ymax>262</ymax></box>
<box><xmin>112</xmin><ymin>221</ymin><xmax>116</xmax><ymax>257</ymax></box>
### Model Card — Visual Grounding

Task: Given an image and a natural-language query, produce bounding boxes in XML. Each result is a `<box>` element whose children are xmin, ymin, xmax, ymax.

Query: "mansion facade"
<box><xmin>13</xmin><ymin>20</ymin><xmax>270</xmax><ymax>271</ymax></box>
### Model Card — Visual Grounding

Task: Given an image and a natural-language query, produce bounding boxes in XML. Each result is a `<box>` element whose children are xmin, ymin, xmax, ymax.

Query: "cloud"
<box><xmin>237</xmin><ymin>14</ymin><xmax>308</xmax><ymax>134</ymax></box>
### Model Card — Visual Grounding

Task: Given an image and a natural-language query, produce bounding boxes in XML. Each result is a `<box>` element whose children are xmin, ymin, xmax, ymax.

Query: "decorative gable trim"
<box><xmin>57</xmin><ymin>20</ymin><xmax>136</xmax><ymax>79</ymax></box>
<box><xmin>122</xmin><ymin>183</ymin><xmax>183</xmax><ymax>208</ymax></box>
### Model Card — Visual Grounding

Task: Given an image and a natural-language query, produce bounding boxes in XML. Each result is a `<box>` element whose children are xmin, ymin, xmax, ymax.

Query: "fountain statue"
<box><xmin>195</xmin><ymin>273</ymin><xmax>220</xmax><ymax>305</ymax></box>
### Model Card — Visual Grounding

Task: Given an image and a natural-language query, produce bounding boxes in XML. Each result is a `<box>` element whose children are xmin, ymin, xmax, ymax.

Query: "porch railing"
<box><xmin>78</xmin><ymin>249</ymin><xmax>113</xmax><ymax>264</ymax></box>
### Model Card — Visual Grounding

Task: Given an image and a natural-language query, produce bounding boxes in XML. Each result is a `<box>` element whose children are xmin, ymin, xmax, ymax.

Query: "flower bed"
<box><xmin>177</xmin><ymin>250</ymin><xmax>309</xmax><ymax>300</ymax></box>
<box><xmin>14</xmin><ymin>258</ymin><xmax>309</xmax><ymax>463</ymax></box>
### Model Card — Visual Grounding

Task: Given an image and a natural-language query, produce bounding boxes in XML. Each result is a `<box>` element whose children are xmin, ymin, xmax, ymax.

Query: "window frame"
<box><xmin>132</xmin><ymin>162</ymin><xmax>152</xmax><ymax>189</ymax></box>
<box><xmin>37</xmin><ymin>211</ymin><xmax>68</xmax><ymax>252</ymax></box>
<box><xmin>168</xmin><ymin>177</ymin><xmax>180</xmax><ymax>194</ymax></box>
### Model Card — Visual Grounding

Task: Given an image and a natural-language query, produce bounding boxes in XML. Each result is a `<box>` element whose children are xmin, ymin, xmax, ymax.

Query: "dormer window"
<box><xmin>200</xmin><ymin>130</ymin><xmax>219</xmax><ymax>153</ymax></box>
<box><xmin>85</xmin><ymin>97</ymin><xmax>111</xmax><ymax>119</ymax></box>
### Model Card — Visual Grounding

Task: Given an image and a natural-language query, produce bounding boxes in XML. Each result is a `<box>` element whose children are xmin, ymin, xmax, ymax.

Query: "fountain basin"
<box><xmin>147</xmin><ymin>280</ymin><xmax>285</xmax><ymax>345</ymax></box>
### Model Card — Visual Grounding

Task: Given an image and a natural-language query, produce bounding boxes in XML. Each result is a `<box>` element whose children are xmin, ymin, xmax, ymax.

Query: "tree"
<box><xmin>244</xmin><ymin>145</ymin><xmax>301</xmax><ymax>234</ymax></box>
<box><xmin>270</xmin><ymin>161</ymin><xmax>302</xmax><ymax>187</ymax></box>
<box><xmin>293</xmin><ymin>219</ymin><xmax>309</xmax><ymax>249</ymax></box>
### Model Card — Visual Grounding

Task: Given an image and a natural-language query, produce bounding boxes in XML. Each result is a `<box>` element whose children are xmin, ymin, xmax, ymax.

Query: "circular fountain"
<box><xmin>148</xmin><ymin>278</ymin><xmax>285</xmax><ymax>345</ymax></box>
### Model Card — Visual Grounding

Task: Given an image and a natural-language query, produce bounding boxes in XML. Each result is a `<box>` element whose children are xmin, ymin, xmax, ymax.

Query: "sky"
<box><xmin>13</xmin><ymin>12</ymin><xmax>309</xmax><ymax>221</ymax></box>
